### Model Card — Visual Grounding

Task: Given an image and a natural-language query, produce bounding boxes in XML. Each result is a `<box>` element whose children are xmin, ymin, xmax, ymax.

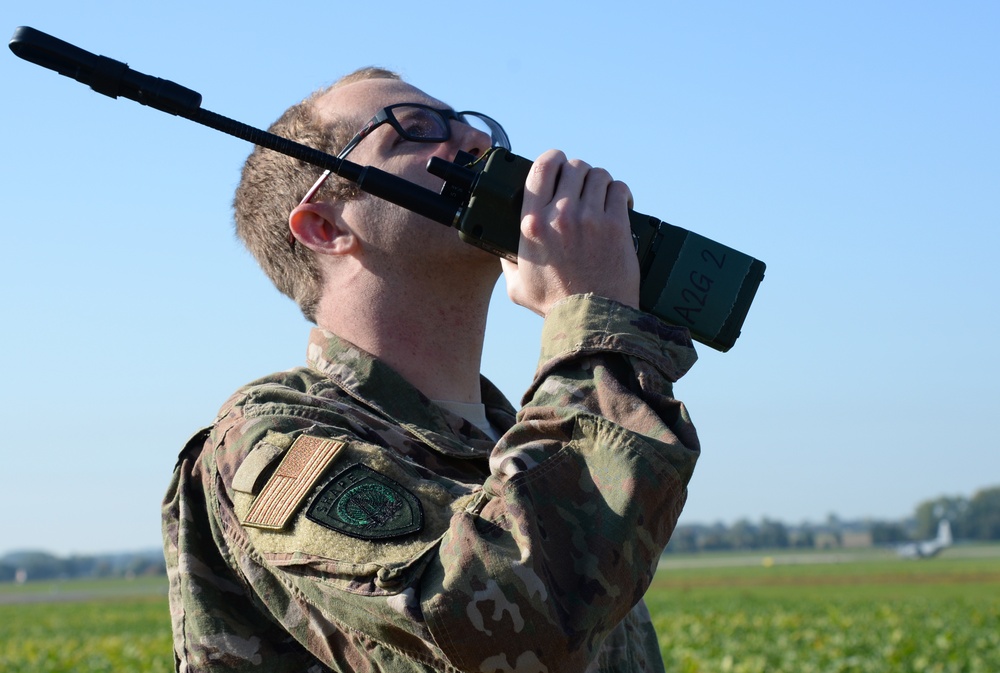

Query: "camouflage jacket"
<box><xmin>162</xmin><ymin>294</ymin><xmax>700</xmax><ymax>672</ymax></box>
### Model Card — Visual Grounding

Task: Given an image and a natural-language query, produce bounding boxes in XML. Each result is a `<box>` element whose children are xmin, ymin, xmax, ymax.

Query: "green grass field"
<box><xmin>1</xmin><ymin>546</ymin><xmax>997</xmax><ymax>672</ymax></box>
<box><xmin>0</xmin><ymin>577</ymin><xmax>171</xmax><ymax>673</ymax></box>
<box><xmin>651</xmin><ymin>546</ymin><xmax>1000</xmax><ymax>672</ymax></box>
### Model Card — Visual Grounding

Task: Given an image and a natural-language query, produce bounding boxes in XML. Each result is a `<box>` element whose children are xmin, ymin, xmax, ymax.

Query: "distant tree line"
<box><xmin>912</xmin><ymin>485</ymin><xmax>1000</xmax><ymax>540</ymax></box>
<box><xmin>4</xmin><ymin>486</ymin><xmax>998</xmax><ymax>579</ymax></box>
<box><xmin>665</xmin><ymin>484</ymin><xmax>1000</xmax><ymax>554</ymax></box>
<box><xmin>0</xmin><ymin>549</ymin><xmax>165</xmax><ymax>583</ymax></box>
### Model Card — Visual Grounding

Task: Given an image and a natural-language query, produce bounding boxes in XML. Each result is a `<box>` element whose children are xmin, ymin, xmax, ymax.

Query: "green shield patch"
<box><xmin>306</xmin><ymin>463</ymin><xmax>424</xmax><ymax>539</ymax></box>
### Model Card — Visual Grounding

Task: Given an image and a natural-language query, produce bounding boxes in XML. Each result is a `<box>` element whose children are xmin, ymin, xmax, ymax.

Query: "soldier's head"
<box><xmin>235</xmin><ymin>70</ymin><xmax>508</xmax><ymax>323</ymax></box>
<box><xmin>233</xmin><ymin>67</ymin><xmax>400</xmax><ymax>323</ymax></box>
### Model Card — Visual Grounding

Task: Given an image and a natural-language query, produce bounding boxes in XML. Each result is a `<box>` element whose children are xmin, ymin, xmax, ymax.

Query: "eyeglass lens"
<box><xmin>391</xmin><ymin>106</ymin><xmax>450</xmax><ymax>141</ymax></box>
<box><xmin>458</xmin><ymin>113</ymin><xmax>504</xmax><ymax>146</ymax></box>
<box><xmin>390</xmin><ymin>106</ymin><xmax>507</xmax><ymax>149</ymax></box>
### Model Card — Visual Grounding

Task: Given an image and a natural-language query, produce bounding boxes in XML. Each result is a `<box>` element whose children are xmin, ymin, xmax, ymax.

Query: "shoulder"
<box><xmin>173</xmin><ymin>367</ymin><xmax>330</xmax><ymax>469</ymax></box>
<box><xmin>205</xmin><ymin>366</ymin><xmax>361</xmax><ymax>484</ymax></box>
<box><xmin>211</xmin><ymin>365</ymin><xmax>367</xmax><ymax>441</ymax></box>
<box><xmin>217</xmin><ymin>366</ymin><xmax>333</xmax><ymax>417</ymax></box>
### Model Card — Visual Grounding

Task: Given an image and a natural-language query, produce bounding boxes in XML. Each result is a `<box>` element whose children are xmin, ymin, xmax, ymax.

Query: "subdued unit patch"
<box><xmin>307</xmin><ymin>463</ymin><xmax>424</xmax><ymax>539</ymax></box>
<box><xmin>242</xmin><ymin>435</ymin><xmax>346</xmax><ymax>530</ymax></box>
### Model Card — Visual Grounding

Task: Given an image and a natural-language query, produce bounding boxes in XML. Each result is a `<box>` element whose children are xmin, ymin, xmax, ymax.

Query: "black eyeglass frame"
<box><xmin>335</xmin><ymin>102</ymin><xmax>510</xmax><ymax>161</ymax></box>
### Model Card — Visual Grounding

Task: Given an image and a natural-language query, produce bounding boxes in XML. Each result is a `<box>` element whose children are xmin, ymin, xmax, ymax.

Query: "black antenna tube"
<box><xmin>8</xmin><ymin>26</ymin><xmax>460</xmax><ymax>227</ymax></box>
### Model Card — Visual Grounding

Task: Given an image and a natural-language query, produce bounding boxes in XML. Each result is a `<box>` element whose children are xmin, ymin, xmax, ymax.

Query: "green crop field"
<box><xmin>0</xmin><ymin>577</ymin><xmax>171</xmax><ymax>673</ymax></box>
<box><xmin>650</xmin><ymin>546</ymin><xmax>1000</xmax><ymax>672</ymax></box>
<box><xmin>1</xmin><ymin>546</ymin><xmax>997</xmax><ymax>672</ymax></box>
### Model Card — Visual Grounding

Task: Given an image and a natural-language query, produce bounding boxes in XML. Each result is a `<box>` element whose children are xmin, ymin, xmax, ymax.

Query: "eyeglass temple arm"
<box><xmin>9</xmin><ymin>26</ymin><xmax>462</xmax><ymax>227</ymax></box>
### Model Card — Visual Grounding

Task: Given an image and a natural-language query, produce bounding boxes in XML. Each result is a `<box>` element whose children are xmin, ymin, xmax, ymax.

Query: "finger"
<box><xmin>552</xmin><ymin>158</ymin><xmax>592</xmax><ymax>204</ymax></box>
<box><xmin>523</xmin><ymin>149</ymin><xmax>567</xmax><ymax>208</ymax></box>
<box><xmin>499</xmin><ymin>256</ymin><xmax>520</xmax><ymax>298</ymax></box>
<box><xmin>606</xmin><ymin>179</ymin><xmax>633</xmax><ymax>214</ymax></box>
<box><xmin>580</xmin><ymin>167</ymin><xmax>613</xmax><ymax>214</ymax></box>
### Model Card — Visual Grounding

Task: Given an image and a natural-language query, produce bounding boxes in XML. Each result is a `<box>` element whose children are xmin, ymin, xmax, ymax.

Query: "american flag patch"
<box><xmin>242</xmin><ymin>435</ymin><xmax>345</xmax><ymax>530</ymax></box>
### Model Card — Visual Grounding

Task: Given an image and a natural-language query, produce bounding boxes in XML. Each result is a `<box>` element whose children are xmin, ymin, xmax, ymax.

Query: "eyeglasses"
<box><xmin>337</xmin><ymin>103</ymin><xmax>509</xmax><ymax>161</ymax></box>
<box><xmin>296</xmin><ymin>103</ymin><xmax>510</xmax><ymax>207</ymax></box>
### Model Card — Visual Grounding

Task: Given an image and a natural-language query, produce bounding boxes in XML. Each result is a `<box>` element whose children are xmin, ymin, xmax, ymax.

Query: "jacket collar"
<box><xmin>306</xmin><ymin>328</ymin><xmax>515</xmax><ymax>458</ymax></box>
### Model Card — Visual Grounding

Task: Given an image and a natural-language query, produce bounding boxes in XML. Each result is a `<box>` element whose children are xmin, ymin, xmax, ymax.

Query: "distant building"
<box><xmin>840</xmin><ymin>531</ymin><xmax>873</xmax><ymax>548</ymax></box>
<box><xmin>813</xmin><ymin>532</ymin><xmax>840</xmax><ymax>549</ymax></box>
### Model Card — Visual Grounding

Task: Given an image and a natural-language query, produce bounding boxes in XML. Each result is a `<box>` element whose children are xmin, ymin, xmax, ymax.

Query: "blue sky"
<box><xmin>2</xmin><ymin>1</ymin><xmax>998</xmax><ymax>556</ymax></box>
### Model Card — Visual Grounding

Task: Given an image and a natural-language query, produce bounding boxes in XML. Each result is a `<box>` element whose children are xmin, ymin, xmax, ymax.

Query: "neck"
<box><xmin>315</xmin><ymin>262</ymin><xmax>498</xmax><ymax>404</ymax></box>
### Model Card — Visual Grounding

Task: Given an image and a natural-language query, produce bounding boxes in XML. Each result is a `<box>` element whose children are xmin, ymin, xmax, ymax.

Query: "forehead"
<box><xmin>313</xmin><ymin>78</ymin><xmax>449</xmax><ymax>125</ymax></box>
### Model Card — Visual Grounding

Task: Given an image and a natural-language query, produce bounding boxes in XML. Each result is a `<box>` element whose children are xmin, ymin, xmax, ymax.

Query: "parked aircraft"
<box><xmin>897</xmin><ymin>520</ymin><xmax>952</xmax><ymax>559</ymax></box>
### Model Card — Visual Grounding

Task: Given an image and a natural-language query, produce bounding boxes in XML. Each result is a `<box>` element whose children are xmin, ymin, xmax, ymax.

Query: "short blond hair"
<box><xmin>233</xmin><ymin>67</ymin><xmax>401</xmax><ymax>322</ymax></box>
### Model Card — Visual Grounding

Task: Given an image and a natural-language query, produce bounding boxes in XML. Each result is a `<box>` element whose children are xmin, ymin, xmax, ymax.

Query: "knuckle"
<box><xmin>520</xmin><ymin>212</ymin><xmax>547</xmax><ymax>239</ymax></box>
<box><xmin>608</xmin><ymin>180</ymin><xmax>633</xmax><ymax>206</ymax></box>
<box><xmin>531</xmin><ymin>150</ymin><xmax>566</xmax><ymax>174</ymax></box>
<box><xmin>552</xmin><ymin>197</ymin><xmax>583</xmax><ymax>227</ymax></box>
<box><xmin>589</xmin><ymin>166</ymin><xmax>612</xmax><ymax>181</ymax></box>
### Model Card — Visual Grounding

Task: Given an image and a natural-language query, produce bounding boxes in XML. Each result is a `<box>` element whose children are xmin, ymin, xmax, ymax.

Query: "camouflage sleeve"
<box><xmin>422</xmin><ymin>293</ymin><xmax>700</xmax><ymax>671</ymax></box>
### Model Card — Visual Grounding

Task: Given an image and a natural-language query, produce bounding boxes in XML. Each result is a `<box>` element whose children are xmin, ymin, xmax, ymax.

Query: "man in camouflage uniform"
<box><xmin>162</xmin><ymin>67</ymin><xmax>700</xmax><ymax>672</ymax></box>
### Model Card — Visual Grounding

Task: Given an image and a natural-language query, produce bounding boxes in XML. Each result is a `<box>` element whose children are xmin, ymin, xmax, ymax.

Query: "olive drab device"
<box><xmin>10</xmin><ymin>26</ymin><xmax>765</xmax><ymax>352</ymax></box>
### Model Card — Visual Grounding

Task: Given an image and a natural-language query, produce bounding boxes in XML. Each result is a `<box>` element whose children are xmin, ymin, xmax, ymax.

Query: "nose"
<box><xmin>451</xmin><ymin>120</ymin><xmax>492</xmax><ymax>158</ymax></box>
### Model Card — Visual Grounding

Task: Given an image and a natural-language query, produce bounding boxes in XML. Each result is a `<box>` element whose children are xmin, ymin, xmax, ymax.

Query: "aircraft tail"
<box><xmin>938</xmin><ymin>519</ymin><xmax>952</xmax><ymax>546</ymax></box>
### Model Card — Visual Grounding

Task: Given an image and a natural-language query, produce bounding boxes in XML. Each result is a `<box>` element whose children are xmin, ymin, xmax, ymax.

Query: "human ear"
<box><xmin>288</xmin><ymin>202</ymin><xmax>357</xmax><ymax>256</ymax></box>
